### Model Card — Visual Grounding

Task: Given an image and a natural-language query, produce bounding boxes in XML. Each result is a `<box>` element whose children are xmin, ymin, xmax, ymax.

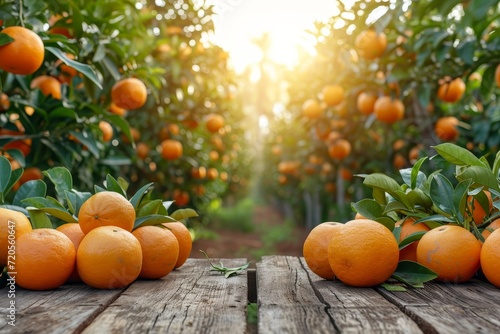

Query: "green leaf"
<box><xmin>43</xmin><ymin>167</ymin><xmax>73</xmax><ymax>200</ymax></box>
<box><xmin>373</xmin><ymin>188</ymin><xmax>387</xmax><ymax>205</ymax></box>
<box><xmin>392</xmin><ymin>260</ymin><xmax>438</xmax><ymax>287</ymax></box>
<box><xmin>45</xmin><ymin>46</ymin><xmax>103</xmax><ymax>89</ymax></box>
<box><xmin>163</xmin><ymin>201</ymin><xmax>175</xmax><ymax>212</ymax></box>
<box><xmin>0</xmin><ymin>156</ymin><xmax>12</xmax><ymax>194</ymax></box>
<box><xmin>13</xmin><ymin>180</ymin><xmax>47</xmax><ymax>207</ymax></box>
<box><xmin>407</xmin><ymin>189</ymin><xmax>432</xmax><ymax>209</ymax></box>
<box><xmin>69</xmin><ymin>130</ymin><xmax>100</xmax><ymax>158</ymax></box>
<box><xmin>456</xmin><ymin>166</ymin><xmax>500</xmax><ymax>191</ymax></box>
<box><xmin>380</xmin><ymin>283</ymin><xmax>407</xmax><ymax>292</ymax></box>
<box><xmin>117</xmin><ymin>177</ymin><xmax>129</xmax><ymax>192</ymax></box>
<box><xmin>453</xmin><ymin>180</ymin><xmax>472</xmax><ymax>221</ymax></box>
<box><xmin>433</xmin><ymin>143</ymin><xmax>485</xmax><ymax>167</ymax></box>
<box><xmin>105</xmin><ymin>174</ymin><xmax>127</xmax><ymax>197</ymax></box>
<box><xmin>383</xmin><ymin>201</ymin><xmax>409</xmax><ymax>215</ymax></box>
<box><xmin>21</xmin><ymin>197</ymin><xmax>77</xmax><ymax>224</ymax></box>
<box><xmin>363</xmin><ymin>173</ymin><xmax>401</xmax><ymax>195</ymax></box>
<box><xmin>129</xmin><ymin>182</ymin><xmax>154</xmax><ymax>210</ymax></box>
<box><xmin>27</xmin><ymin>208</ymin><xmax>53</xmax><ymax>229</ymax></box>
<box><xmin>137</xmin><ymin>199</ymin><xmax>163</xmax><ymax>217</ymax></box>
<box><xmin>375</xmin><ymin>217</ymin><xmax>396</xmax><ymax>231</ymax></box>
<box><xmin>430</xmin><ymin>174</ymin><xmax>455</xmax><ymax>214</ymax></box>
<box><xmin>170</xmin><ymin>208</ymin><xmax>198</xmax><ymax>221</ymax></box>
<box><xmin>4</xmin><ymin>168</ymin><xmax>23</xmax><ymax>198</ymax></box>
<box><xmin>399</xmin><ymin>231</ymin><xmax>427</xmax><ymax>249</ymax></box>
<box><xmin>200</xmin><ymin>250</ymin><xmax>250</xmax><ymax>278</ymax></box>
<box><xmin>411</xmin><ymin>157</ymin><xmax>428</xmax><ymax>189</ymax></box>
<box><xmin>414</xmin><ymin>215</ymin><xmax>452</xmax><ymax>226</ymax></box>
<box><xmin>351</xmin><ymin>199</ymin><xmax>383</xmax><ymax>219</ymax></box>
<box><xmin>133</xmin><ymin>214</ymin><xmax>177</xmax><ymax>229</ymax></box>
<box><xmin>0</xmin><ymin>33</ymin><xmax>14</xmax><ymax>46</ymax></box>
<box><xmin>492</xmin><ymin>150</ymin><xmax>500</xmax><ymax>179</ymax></box>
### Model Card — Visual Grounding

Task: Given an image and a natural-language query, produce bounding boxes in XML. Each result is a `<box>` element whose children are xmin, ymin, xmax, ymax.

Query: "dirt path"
<box><xmin>190</xmin><ymin>205</ymin><xmax>308</xmax><ymax>266</ymax></box>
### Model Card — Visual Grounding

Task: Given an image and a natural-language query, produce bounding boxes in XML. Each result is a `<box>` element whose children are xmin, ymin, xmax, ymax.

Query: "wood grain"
<box><xmin>0</xmin><ymin>284</ymin><xmax>123</xmax><ymax>334</ymax></box>
<box><xmin>376</xmin><ymin>279</ymin><xmax>500</xmax><ymax>333</ymax></box>
<box><xmin>81</xmin><ymin>258</ymin><xmax>248</xmax><ymax>334</ymax></box>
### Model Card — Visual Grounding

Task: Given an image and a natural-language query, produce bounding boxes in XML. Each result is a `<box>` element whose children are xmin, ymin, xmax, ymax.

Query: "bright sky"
<box><xmin>209</xmin><ymin>0</ymin><xmax>337</xmax><ymax>72</ymax></box>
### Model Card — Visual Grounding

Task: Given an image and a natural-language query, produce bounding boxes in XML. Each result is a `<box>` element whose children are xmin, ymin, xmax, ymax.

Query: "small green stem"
<box><xmin>19</xmin><ymin>0</ymin><xmax>24</xmax><ymax>27</ymax></box>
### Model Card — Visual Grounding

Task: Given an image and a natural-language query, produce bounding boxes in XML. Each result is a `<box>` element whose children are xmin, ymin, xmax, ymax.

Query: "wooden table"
<box><xmin>2</xmin><ymin>256</ymin><xmax>500</xmax><ymax>333</ymax></box>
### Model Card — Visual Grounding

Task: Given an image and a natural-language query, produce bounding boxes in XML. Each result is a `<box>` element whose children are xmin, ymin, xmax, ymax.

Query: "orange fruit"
<box><xmin>355</xmin><ymin>30</ymin><xmax>387</xmax><ymax>59</ymax></box>
<box><xmin>322</xmin><ymin>85</ymin><xmax>344</xmax><ymax>106</ymax></box>
<box><xmin>396</xmin><ymin>217</ymin><xmax>430</xmax><ymax>262</ymax></box>
<box><xmin>437</xmin><ymin>77</ymin><xmax>466</xmax><ymax>103</ymax></box>
<box><xmin>374</xmin><ymin>96</ymin><xmax>405</xmax><ymax>124</ymax></box>
<box><xmin>160</xmin><ymin>139</ymin><xmax>183</xmax><ymax>160</ymax></box>
<box><xmin>328</xmin><ymin>219</ymin><xmax>399</xmax><ymax>287</ymax></box>
<box><xmin>0</xmin><ymin>208</ymin><xmax>32</xmax><ymax>267</ymax></box>
<box><xmin>328</xmin><ymin>139</ymin><xmax>351</xmax><ymax>160</ymax></box>
<box><xmin>77</xmin><ymin>226</ymin><xmax>142</xmax><ymax>289</ymax></box>
<box><xmin>56</xmin><ymin>223</ymin><xmax>85</xmax><ymax>282</ymax></box>
<box><xmin>99</xmin><ymin>120</ymin><xmax>113</xmax><ymax>142</ymax></box>
<box><xmin>467</xmin><ymin>190</ymin><xmax>492</xmax><ymax>225</ymax></box>
<box><xmin>191</xmin><ymin>166</ymin><xmax>207</xmax><ymax>179</ymax></box>
<box><xmin>480</xmin><ymin>228</ymin><xmax>500</xmax><ymax>287</ymax></box>
<box><xmin>435</xmin><ymin>116</ymin><xmax>460</xmax><ymax>142</ymax></box>
<box><xmin>172</xmin><ymin>189</ymin><xmax>190</xmax><ymax>207</ymax></box>
<box><xmin>111</xmin><ymin>78</ymin><xmax>148</xmax><ymax>110</ymax></box>
<box><xmin>136</xmin><ymin>142</ymin><xmax>150</xmax><ymax>160</ymax></box>
<box><xmin>0</xmin><ymin>92</ymin><xmax>10</xmax><ymax>111</ymax></box>
<box><xmin>209</xmin><ymin>150</ymin><xmax>219</xmax><ymax>161</ymax></box>
<box><xmin>482</xmin><ymin>218</ymin><xmax>500</xmax><ymax>240</ymax></box>
<box><xmin>108</xmin><ymin>102</ymin><xmax>127</xmax><ymax>116</ymax></box>
<box><xmin>302</xmin><ymin>99</ymin><xmax>323</xmax><ymax>118</ymax></box>
<box><xmin>339</xmin><ymin>167</ymin><xmax>353</xmax><ymax>181</ymax></box>
<box><xmin>78</xmin><ymin>191</ymin><xmax>136</xmax><ymax>234</ymax></box>
<box><xmin>0</xmin><ymin>26</ymin><xmax>44</xmax><ymax>75</ymax></box>
<box><xmin>48</xmin><ymin>15</ymin><xmax>73</xmax><ymax>38</ymax></box>
<box><xmin>393</xmin><ymin>153</ymin><xmax>407</xmax><ymax>170</ymax></box>
<box><xmin>495</xmin><ymin>64</ymin><xmax>500</xmax><ymax>88</ymax></box>
<box><xmin>207</xmin><ymin>167</ymin><xmax>219</xmax><ymax>180</ymax></box>
<box><xmin>162</xmin><ymin>222</ymin><xmax>192</xmax><ymax>268</ymax></box>
<box><xmin>30</xmin><ymin>75</ymin><xmax>62</xmax><ymax>99</ymax></box>
<box><xmin>357</xmin><ymin>92</ymin><xmax>377</xmax><ymax>115</ymax></box>
<box><xmin>416</xmin><ymin>225</ymin><xmax>481</xmax><ymax>283</ymax></box>
<box><xmin>206</xmin><ymin>114</ymin><xmax>225</xmax><ymax>133</ymax></box>
<box><xmin>19</xmin><ymin>166</ymin><xmax>43</xmax><ymax>185</ymax></box>
<box><xmin>132</xmin><ymin>226</ymin><xmax>179</xmax><ymax>279</ymax></box>
<box><xmin>303</xmin><ymin>222</ymin><xmax>343</xmax><ymax>280</ymax></box>
<box><xmin>15</xmin><ymin>229</ymin><xmax>76</xmax><ymax>290</ymax></box>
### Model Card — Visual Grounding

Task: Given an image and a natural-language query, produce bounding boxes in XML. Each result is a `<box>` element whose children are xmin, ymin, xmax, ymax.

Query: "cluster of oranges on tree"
<box><xmin>0</xmin><ymin>189</ymin><xmax>193</xmax><ymax>290</ymax></box>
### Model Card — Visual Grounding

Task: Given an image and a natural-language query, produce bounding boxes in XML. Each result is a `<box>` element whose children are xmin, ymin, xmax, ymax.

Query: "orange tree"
<box><xmin>262</xmin><ymin>0</ymin><xmax>500</xmax><ymax>227</ymax></box>
<box><xmin>0</xmin><ymin>1</ymin><xmax>251</xmax><ymax>217</ymax></box>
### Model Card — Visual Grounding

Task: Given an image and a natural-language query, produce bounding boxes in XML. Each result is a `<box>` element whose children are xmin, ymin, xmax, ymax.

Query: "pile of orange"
<box><xmin>303</xmin><ymin>215</ymin><xmax>500</xmax><ymax>288</ymax></box>
<box><xmin>0</xmin><ymin>191</ymin><xmax>193</xmax><ymax>291</ymax></box>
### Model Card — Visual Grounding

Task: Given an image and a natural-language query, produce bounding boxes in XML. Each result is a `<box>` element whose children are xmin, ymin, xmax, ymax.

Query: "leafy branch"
<box><xmin>199</xmin><ymin>250</ymin><xmax>251</xmax><ymax>278</ymax></box>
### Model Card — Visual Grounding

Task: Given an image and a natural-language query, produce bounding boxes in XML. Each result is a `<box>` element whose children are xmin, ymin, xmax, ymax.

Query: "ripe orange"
<box><xmin>480</xmin><ymin>228</ymin><xmax>500</xmax><ymax>287</ymax></box>
<box><xmin>0</xmin><ymin>92</ymin><xmax>10</xmax><ymax>111</ymax></box>
<box><xmin>0</xmin><ymin>208</ymin><xmax>32</xmax><ymax>267</ymax></box>
<box><xmin>374</xmin><ymin>96</ymin><xmax>405</xmax><ymax>124</ymax></box>
<box><xmin>209</xmin><ymin>150</ymin><xmax>219</xmax><ymax>161</ymax></box>
<box><xmin>172</xmin><ymin>189</ymin><xmax>190</xmax><ymax>207</ymax></box>
<box><xmin>357</xmin><ymin>92</ymin><xmax>377</xmax><ymax>115</ymax></box>
<box><xmin>136</xmin><ymin>142</ymin><xmax>150</xmax><ymax>160</ymax></box>
<box><xmin>302</xmin><ymin>99</ymin><xmax>323</xmax><ymax>118</ymax></box>
<box><xmin>437</xmin><ymin>77</ymin><xmax>466</xmax><ymax>103</ymax></box>
<box><xmin>206</xmin><ymin>114</ymin><xmax>225</xmax><ymax>133</ymax></box>
<box><xmin>416</xmin><ymin>225</ymin><xmax>481</xmax><ymax>283</ymax></box>
<box><xmin>207</xmin><ymin>167</ymin><xmax>219</xmax><ymax>180</ymax></box>
<box><xmin>48</xmin><ymin>15</ymin><xmax>73</xmax><ymax>38</ymax></box>
<box><xmin>339</xmin><ymin>167</ymin><xmax>353</xmax><ymax>181</ymax></box>
<box><xmin>108</xmin><ymin>102</ymin><xmax>127</xmax><ymax>116</ymax></box>
<box><xmin>132</xmin><ymin>226</ymin><xmax>179</xmax><ymax>279</ymax></box>
<box><xmin>393</xmin><ymin>153</ymin><xmax>407</xmax><ymax>170</ymax></box>
<box><xmin>482</xmin><ymin>218</ymin><xmax>500</xmax><ymax>240</ymax></box>
<box><xmin>303</xmin><ymin>222</ymin><xmax>343</xmax><ymax>280</ymax></box>
<box><xmin>355</xmin><ymin>30</ymin><xmax>387</xmax><ymax>59</ymax></box>
<box><xmin>328</xmin><ymin>219</ymin><xmax>399</xmax><ymax>287</ymax></box>
<box><xmin>19</xmin><ymin>166</ymin><xmax>43</xmax><ymax>185</ymax></box>
<box><xmin>162</xmin><ymin>222</ymin><xmax>192</xmax><ymax>268</ymax></box>
<box><xmin>160</xmin><ymin>139</ymin><xmax>183</xmax><ymax>160</ymax></box>
<box><xmin>435</xmin><ymin>116</ymin><xmax>460</xmax><ymax>142</ymax></box>
<box><xmin>495</xmin><ymin>64</ymin><xmax>500</xmax><ymax>88</ymax></box>
<box><xmin>322</xmin><ymin>85</ymin><xmax>344</xmax><ymax>106</ymax></box>
<box><xmin>56</xmin><ymin>223</ymin><xmax>85</xmax><ymax>282</ymax></box>
<box><xmin>467</xmin><ymin>190</ymin><xmax>492</xmax><ymax>225</ymax></box>
<box><xmin>328</xmin><ymin>139</ymin><xmax>351</xmax><ymax>160</ymax></box>
<box><xmin>99</xmin><ymin>121</ymin><xmax>113</xmax><ymax>142</ymax></box>
<box><xmin>111</xmin><ymin>78</ymin><xmax>148</xmax><ymax>110</ymax></box>
<box><xmin>30</xmin><ymin>75</ymin><xmax>62</xmax><ymax>99</ymax></box>
<box><xmin>0</xmin><ymin>26</ymin><xmax>45</xmax><ymax>75</ymax></box>
<box><xmin>191</xmin><ymin>166</ymin><xmax>207</xmax><ymax>179</ymax></box>
<box><xmin>77</xmin><ymin>226</ymin><xmax>142</xmax><ymax>289</ymax></box>
<box><xmin>78</xmin><ymin>191</ymin><xmax>136</xmax><ymax>234</ymax></box>
<box><xmin>15</xmin><ymin>229</ymin><xmax>75</xmax><ymax>290</ymax></box>
<box><xmin>396</xmin><ymin>217</ymin><xmax>430</xmax><ymax>262</ymax></box>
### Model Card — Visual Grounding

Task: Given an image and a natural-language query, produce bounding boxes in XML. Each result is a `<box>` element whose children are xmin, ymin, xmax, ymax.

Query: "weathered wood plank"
<box><xmin>257</xmin><ymin>256</ymin><xmax>422</xmax><ymax>333</ymax></box>
<box><xmin>0</xmin><ymin>284</ymin><xmax>123</xmax><ymax>334</ymax></box>
<box><xmin>376</xmin><ymin>279</ymin><xmax>500</xmax><ymax>333</ymax></box>
<box><xmin>81</xmin><ymin>258</ymin><xmax>248</xmax><ymax>334</ymax></box>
